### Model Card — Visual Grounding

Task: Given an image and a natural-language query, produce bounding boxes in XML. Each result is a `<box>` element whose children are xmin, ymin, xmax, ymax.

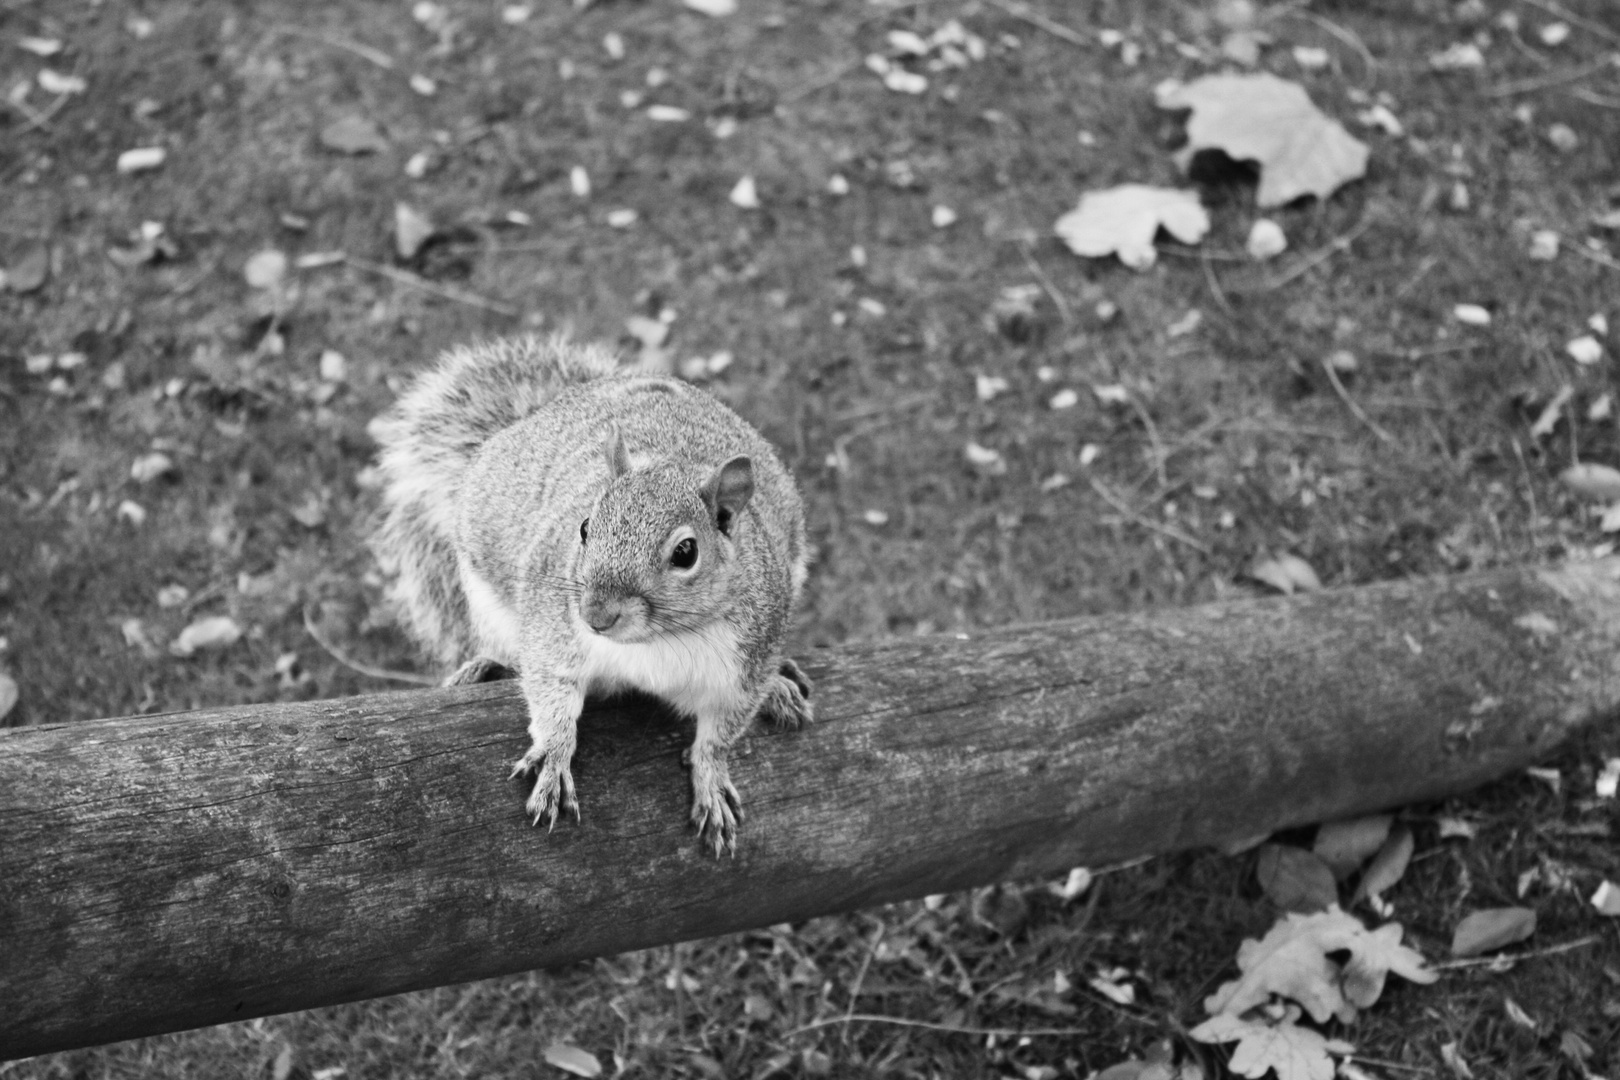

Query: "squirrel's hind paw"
<box><xmin>513</xmin><ymin>751</ymin><xmax>580</xmax><ymax>830</ymax></box>
<box><xmin>756</xmin><ymin>659</ymin><xmax>813</xmax><ymax>730</ymax></box>
<box><xmin>690</xmin><ymin>770</ymin><xmax>742</xmax><ymax>858</ymax></box>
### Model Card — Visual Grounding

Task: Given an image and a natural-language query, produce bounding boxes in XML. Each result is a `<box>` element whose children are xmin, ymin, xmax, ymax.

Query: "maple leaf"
<box><xmin>1192</xmin><ymin>1007</ymin><xmax>1354</xmax><ymax>1080</ymax></box>
<box><xmin>1155</xmin><ymin>73</ymin><xmax>1370</xmax><ymax>208</ymax></box>
<box><xmin>1053</xmin><ymin>184</ymin><xmax>1210</xmax><ymax>270</ymax></box>
<box><xmin>1205</xmin><ymin>907</ymin><xmax>1436</xmax><ymax>1024</ymax></box>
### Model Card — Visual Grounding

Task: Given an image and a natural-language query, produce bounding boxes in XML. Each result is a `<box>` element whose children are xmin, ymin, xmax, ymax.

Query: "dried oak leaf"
<box><xmin>1156</xmin><ymin>73</ymin><xmax>1369</xmax><ymax>208</ymax></box>
<box><xmin>1192</xmin><ymin>1007</ymin><xmax>1353</xmax><ymax>1080</ymax></box>
<box><xmin>1054</xmin><ymin>184</ymin><xmax>1209</xmax><ymax>270</ymax></box>
<box><xmin>1206</xmin><ymin>907</ymin><xmax>1437</xmax><ymax>1024</ymax></box>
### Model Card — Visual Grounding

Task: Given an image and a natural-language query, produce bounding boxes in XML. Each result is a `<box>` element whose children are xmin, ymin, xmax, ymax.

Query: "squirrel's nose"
<box><xmin>583</xmin><ymin>602</ymin><xmax>620</xmax><ymax>634</ymax></box>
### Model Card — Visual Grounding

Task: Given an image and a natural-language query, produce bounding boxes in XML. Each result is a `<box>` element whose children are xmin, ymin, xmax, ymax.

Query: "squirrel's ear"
<box><xmin>700</xmin><ymin>455</ymin><xmax>754</xmax><ymax>536</ymax></box>
<box><xmin>603</xmin><ymin>425</ymin><xmax>632</xmax><ymax>478</ymax></box>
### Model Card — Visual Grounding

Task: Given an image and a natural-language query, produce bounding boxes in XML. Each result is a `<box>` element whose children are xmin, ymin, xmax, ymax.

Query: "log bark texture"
<box><xmin>3</xmin><ymin>558</ymin><xmax>1619</xmax><ymax>1059</ymax></box>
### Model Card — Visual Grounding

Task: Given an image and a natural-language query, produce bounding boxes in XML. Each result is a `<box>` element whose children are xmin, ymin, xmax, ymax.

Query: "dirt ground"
<box><xmin>3</xmin><ymin>0</ymin><xmax>1619</xmax><ymax>1076</ymax></box>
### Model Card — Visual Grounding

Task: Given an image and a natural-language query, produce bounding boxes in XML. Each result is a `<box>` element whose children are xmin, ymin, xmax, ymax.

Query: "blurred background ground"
<box><xmin>1</xmin><ymin>0</ymin><xmax>1618</xmax><ymax>1076</ymax></box>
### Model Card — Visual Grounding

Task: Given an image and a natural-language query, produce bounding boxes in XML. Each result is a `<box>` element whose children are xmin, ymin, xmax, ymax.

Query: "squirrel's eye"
<box><xmin>579</xmin><ymin>519</ymin><xmax>589</xmax><ymax>544</ymax></box>
<box><xmin>670</xmin><ymin>537</ymin><xmax>697</xmax><ymax>569</ymax></box>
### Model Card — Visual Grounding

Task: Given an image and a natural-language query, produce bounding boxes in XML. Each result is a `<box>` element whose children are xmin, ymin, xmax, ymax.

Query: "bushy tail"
<box><xmin>368</xmin><ymin>334</ymin><xmax>620</xmax><ymax>667</ymax></box>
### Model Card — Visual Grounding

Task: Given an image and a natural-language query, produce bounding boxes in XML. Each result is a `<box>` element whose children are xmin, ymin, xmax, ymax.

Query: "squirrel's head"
<box><xmin>574</xmin><ymin>426</ymin><xmax>753</xmax><ymax>643</ymax></box>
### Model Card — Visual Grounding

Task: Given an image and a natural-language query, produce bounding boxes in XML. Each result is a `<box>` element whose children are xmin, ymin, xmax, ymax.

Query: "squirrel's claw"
<box><xmin>690</xmin><ymin>772</ymin><xmax>742</xmax><ymax>858</ymax></box>
<box><xmin>518</xmin><ymin>754</ymin><xmax>579</xmax><ymax>831</ymax></box>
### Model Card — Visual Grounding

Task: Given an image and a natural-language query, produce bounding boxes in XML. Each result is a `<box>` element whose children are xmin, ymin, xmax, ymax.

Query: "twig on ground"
<box><xmin>981</xmin><ymin>0</ymin><xmax>1090</xmax><ymax>48</ymax></box>
<box><xmin>841</xmin><ymin>924</ymin><xmax>885</xmax><ymax>1039</ymax></box>
<box><xmin>1486</xmin><ymin>58</ymin><xmax>1615</xmax><ymax>97</ymax></box>
<box><xmin>1515</xmin><ymin>0</ymin><xmax>1620</xmax><ymax>47</ymax></box>
<box><xmin>273</xmin><ymin>26</ymin><xmax>395</xmax><ymax>69</ymax></box>
<box><xmin>1569</xmin><ymin>243</ymin><xmax>1620</xmax><ymax>274</ymax></box>
<box><xmin>1200</xmin><ymin>251</ymin><xmax>1234</xmax><ymax>317</ymax></box>
<box><xmin>780</xmin><ymin>58</ymin><xmax>864</xmax><ymax>103</ymax></box>
<box><xmin>1125</xmin><ymin>393</ymin><xmax>1170</xmax><ymax>492</ymax></box>
<box><xmin>1341</xmin><ymin>1055</ymin><xmax>1429</xmax><ymax>1074</ymax></box>
<box><xmin>1567</xmin><ymin>87</ymin><xmax>1620</xmax><ymax>109</ymax></box>
<box><xmin>1087</xmin><ymin>476</ymin><xmax>1212</xmax><ymax>554</ymax></box>
<box><xmin>4</xmin><ymin>91</ymin><xmax>69</xmax><ymax>134</ymax></box>
<box><xmin>1391</xmin><ymin>255</ymin><xmax>1439</xmax><ymax>301</ymax></box>
<box><xmin>1320</xmin><ymin>358</ymin><xmax>1399</xmax><ymax>447</ymax></box>
<box><xmin>303</xmin><ymin>605</ymin><xmax>438</xmax><ymax>686</ymax></box>
<box><xmin>792</xmin><ymin>1010</ymin><xmax>1151</xmax><ymax>1039</ymax></box>
<box><xmin>342</xmin><ymin>255</ymin><xmax>519</xmax><ymax>316</ymax></box>
<box><xmin>1017</xmin><ymin>241</ymin><xmax>1074</xmax><ymax>328</ymax></box>
<box><xmin>1431</xmin><ymin>934</ymin><xmax>1601</xmax><ymax>971</ymax></box>
<box><xmin>1510</xmin><ymin>436</ymin><xmax>1543</xmax><ymax>553</ymax></box>
<box><xmin>1256</xmin><ymin>214</ymin><xmax>1375</xmax><ymax>292</ymax></box>
<box><xmin>1276</xmin><ymin>9</ymin><xmax>1379</xmax><ymax>74</ymax></box>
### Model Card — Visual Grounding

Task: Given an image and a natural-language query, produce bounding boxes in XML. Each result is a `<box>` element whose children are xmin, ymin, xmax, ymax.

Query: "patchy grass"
<box><xmin>3</xmin><ymin>0</ymin><xmax>1619</xmax><ymax>1076</ymax></box>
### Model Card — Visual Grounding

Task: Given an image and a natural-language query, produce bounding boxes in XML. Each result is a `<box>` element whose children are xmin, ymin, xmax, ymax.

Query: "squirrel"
<box><xmin>368</xmin><ymin>334</ymin><xmax>813</xmax><ymax>855</ymax></box>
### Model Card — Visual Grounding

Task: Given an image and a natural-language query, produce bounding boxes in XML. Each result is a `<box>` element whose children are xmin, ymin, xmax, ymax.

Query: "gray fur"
<box><xmin>368</xmin><ymin>334</ymin><xmax>811</xmax><ymax>854</ymax></box>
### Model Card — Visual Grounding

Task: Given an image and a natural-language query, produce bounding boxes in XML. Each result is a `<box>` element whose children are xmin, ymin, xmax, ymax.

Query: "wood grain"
<box><xmin>3</xmin><ymin>559</ymin><xmax>1618</xmax><ymax>1059</ymax></box>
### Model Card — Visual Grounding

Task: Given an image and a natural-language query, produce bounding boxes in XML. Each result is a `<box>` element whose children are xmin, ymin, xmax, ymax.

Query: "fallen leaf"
<box><xmin>1560</xmin><ymin>463</ymin><xmax>1620</xmax><ymax>503</ymax></box>
<box><xmin>1089</xmin><ymin>969</ymin><xmax>1136</xmax><ymax>1006</ymax></box>
<box><xmin>1249</xmin><ymin>553</ymin><xmax>1321</xmax><ymax>594</ymax></box>
<box><xmin>1592</xmin><ymin>880</ymin><xmax>1620</xmax><ymax>916</ymax></box>
<box><xmin>1340</xmin><ymin>920</ymin><xmax>1435</xmax><ymax>1008</ymax></box>
<box><xmin>1353</xmin><ymin>825</ymin><xmax>1413</xmax><ymax>904</ymax></box>
<box><xmin>170</xmin><ymin>615</ymin><xmax>244</xmax><ymax>657</ymax></box>
<box><xmin>1439</xmin><ymin>1041</ymin><xmax>1475</xmax><ymax>1080</ymax></box>
<box><xmin>1452</xmin><ymin>303</ymin><xmax>1491</xmax><ymax>327</ymax></box>
<box><xmin>394</xmin><ymin>202</ymin><xmax>435</xmax><ymax>259</ymax></box>
<box><xmin>0</xmin><ymin>672</ymin><xmax>17</xmax><ymax>723</ymax></box>
<box><xmin>1246</xmin><ymin>218</ymin><xmax>1287</xmax><ymax>260</ymax></box>
<box><xmin>1530</xmin><ymin>384</ymin><xmax>1574</xmax><ymax>439</ymax></box>
<box><xmin>17</xmin><ymin>36</ymin><xmax>62</xmax><ymax>56</ymax></box>
<box><xmin>542</xmin><ymin>1042</ymin><xmax>603</xmax><ymax>1078</ymax></box>
<box><xmin>964</xmin><ymin>442</ymin><xmax>1007</xmax><ymax>475</ymax></box>
<box><xmin>1529</xmin><ymin>230</ymin><xmax>1560</xmax><ymax>260</ymax></box>
<box><xmin>1257</xmin><ymin>844</ymin><xmax>1339</xmax><ymax>913</ymax></box>
<box><xmin>1430</xmin><ymin>43</ymin><xmax>1485</xmax><ymax>70</ymax></box>
<box><xmin>1565</xmin><ymin>335</ymin><xmax>1604</xmax><ymax>366</ymax></box>
<box><xmin>130</xmin><ymin>452</ymin><xmax>175</xmax><ymax>483</ymax></box>
<box><xmin>1155</xmin><ymin>73</ymin><xmax>1369</xmax><ymax>207</ymax></box>
<box><xmin>272</xmin><ymin>1043</ymin><xmax>293</xmax><ymax>1080</ymax></box>
<box><xmin>1597</xmin><ymin>758</ymin><xmax>1620</xmax><ymax>799</ymax></box>
<box><xmin>1450</xmin><ymin>907</ymin><xmax>1536</xmax><ymax>957</ymax></box>
<box><xmin>1206</xmin><ymin>907</ymin><xmax>1435</xmax><ymax>1024</ymax></box>
<box><xmin>1313</xmin><ymin>815</ymin><xmax>1393</xmax><ymax>880</ymax></box>
<box><xmin>1191</xmin><ymin>1008</ymin><xmax>1353</xmax><ymax>1080</ymax></box>
<box><xmin>243</xmin><ymin>249</ymin><xmax>288</xmax><ymax>290</ymax></box>
<box><xmin>1503</xmin><ymin>997</ymin><xmax>1537</xmax><ymax>1030</ymax></box>
<box><xmin>681</xmin><ymin>0</ymin><xmax>737</xmax><ymax>15</ymax></box>
<box><xmin>1054</xmin><ymin>184</ymin><xmax>1210</xmax><ymax>270</ymax></box>
<box><xmin>729</xmin><ymin>175</ymin><xmax>760</xmax><ymax>209</ymax></box>
<box><xmin>37</xmin><ymin>68</ymin><xmax>87</xmax><ymax>95</ymax></box>
<box><xmin>117</xmin><ymin>146</ymin><xmax>167</xmax><ymax>173</ymax></box>
<box><xmin>320</xmin><ymin>115</ymin><xmax>390</xmax><ymax>155</ymax></box>
<box><xmin>4</xmin><ymin>243</ymin><xmax>49</xmax><ymax>294</ymax></box>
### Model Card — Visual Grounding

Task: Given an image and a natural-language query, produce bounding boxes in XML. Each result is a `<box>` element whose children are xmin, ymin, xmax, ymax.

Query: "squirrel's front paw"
<box><xmin>510</xmin><ymin>748</ymin><xmax>579</xmax><ymax>830</ymax></box>
<box><xmin>756</xmin><ymin>659</ymin><xmax>813</xmax><ymax>730</ymax></box>
<box><xmin>689</xmin><ymin>766</ymin><xmax>742</xmax><ymax>858</ymax></box>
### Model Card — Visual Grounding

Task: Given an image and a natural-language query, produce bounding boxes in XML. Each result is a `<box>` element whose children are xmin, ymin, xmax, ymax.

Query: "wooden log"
<box><xmin>3</xmin><ymin>558</ymin><xmax>1618</xmax><ymax>1059</ymax></box>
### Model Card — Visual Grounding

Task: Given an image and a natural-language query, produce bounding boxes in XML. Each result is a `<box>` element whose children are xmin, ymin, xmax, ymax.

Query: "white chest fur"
<box><xmin>579</xmin><ymin>621</ymin><xmax>746</xmax><ymax>720</ymax></box>
<box><xmin>460</xmin><ymin>563</ymin><xmax>524</xmax><ymax>663</ymax></box>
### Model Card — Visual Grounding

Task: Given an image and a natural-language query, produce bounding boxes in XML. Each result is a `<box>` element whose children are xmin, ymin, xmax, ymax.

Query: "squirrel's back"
<box><xmin>369</xmin><ymin>335</ymin><xmax>620</xmax><ymax>664</ymax></box>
